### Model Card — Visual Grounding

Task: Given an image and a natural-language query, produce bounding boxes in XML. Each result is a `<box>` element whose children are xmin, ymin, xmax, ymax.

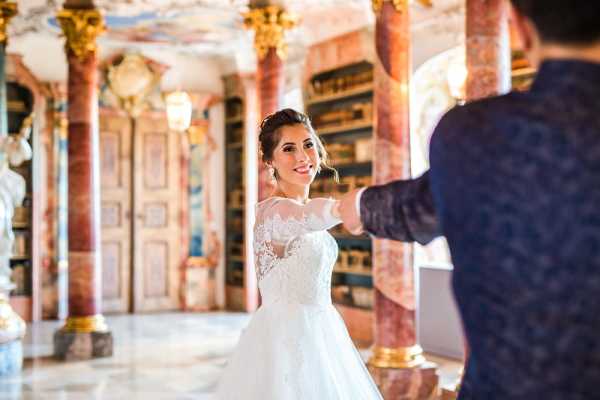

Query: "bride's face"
<box><xmin>270</xmin><ymin>124</ymin><xmax>320</xmax><ymax>187</ymax></box>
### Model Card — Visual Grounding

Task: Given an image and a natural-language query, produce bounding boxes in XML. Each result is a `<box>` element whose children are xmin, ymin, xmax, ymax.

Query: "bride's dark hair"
<box><xmin>259</xmin><ymin>108</ymin><xmax>339</xmax><ymax>182</ymax></box>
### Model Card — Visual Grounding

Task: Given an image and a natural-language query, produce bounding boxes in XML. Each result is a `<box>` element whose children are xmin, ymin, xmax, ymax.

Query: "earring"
<box><xmin>269</xmin><ymin>166</ymin><xmax>276</xmax><ymax>180</ymax></box>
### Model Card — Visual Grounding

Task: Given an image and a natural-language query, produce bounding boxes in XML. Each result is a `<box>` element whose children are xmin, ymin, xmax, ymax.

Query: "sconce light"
<box><xmin>166</xmin><ymin>90</ymin><xmax>192</xmax><ymax>132</ymax></box>
<box><xmin>447</xmin><ymin>61</ymin><xmax>468</xmax><ymax>104</ymax></box>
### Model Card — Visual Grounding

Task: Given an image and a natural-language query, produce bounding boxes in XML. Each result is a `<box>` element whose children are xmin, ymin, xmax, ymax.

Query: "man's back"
<box><xmin>429</xmin><ymin>60</ymin><xmax>600</xmax><ymax>399</ymax></box>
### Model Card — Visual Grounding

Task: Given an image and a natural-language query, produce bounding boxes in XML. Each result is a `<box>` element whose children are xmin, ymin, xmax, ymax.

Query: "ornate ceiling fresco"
<box><xmin>11</xmin><ymin>0</ymin><xmax>462</xmax><ymax>56</ymax></box>
<box><xmin>8</xmin><ymin>0</ymin><xmax>463</xmax><ymax>85</ymax></box>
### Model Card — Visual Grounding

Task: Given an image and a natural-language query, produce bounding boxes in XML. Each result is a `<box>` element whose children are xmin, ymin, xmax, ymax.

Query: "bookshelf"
<box><xmin>305</xmin><ymin>60</ymin><xmax>375</xmax><ymax>313</ymax></box>
<box><xmin>223</xmin><ymin>74</ymin><xmax>259</xmax><ymax>312</ymax></box>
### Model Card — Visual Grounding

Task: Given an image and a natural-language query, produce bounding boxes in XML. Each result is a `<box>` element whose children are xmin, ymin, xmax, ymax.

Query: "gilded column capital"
<box><xmin>372</xmin><ymin>0</ymin><xmax>432</xmax><ymax>14</ymax></box>
<box><xmin>243</xmin><ymin>5</ymin><xmax>298</xmax><ymax>60</ymax></box>
<box><xmin>57</xmin><ymin>8</ymin><xmax>105</xmax><ymax>61</ymax></box>
<box><xmin>0</xmin><ymin>1</ymin><xmax>18</xmax><ymax>45</ymax></box>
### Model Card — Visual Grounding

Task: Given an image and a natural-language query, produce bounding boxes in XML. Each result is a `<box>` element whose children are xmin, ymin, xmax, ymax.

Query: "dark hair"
<box><xmin>511</xmin><ymin>0</ymin><xmax>600</xmax><ymax>45</ymax></box>
<box><xmin>259</xmin><ymin>108</ymin><xmax>339</xmax><ymax>182</ymax></box>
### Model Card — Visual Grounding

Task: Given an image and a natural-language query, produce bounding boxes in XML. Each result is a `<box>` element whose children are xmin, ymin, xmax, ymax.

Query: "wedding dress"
<box><xmin>216</xmin><ymin>197</ymin><xmax>382</xmax><ymax>400</ymax></box>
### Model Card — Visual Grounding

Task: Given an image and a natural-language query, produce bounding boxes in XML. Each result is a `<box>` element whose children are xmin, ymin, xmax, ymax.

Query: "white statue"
<box><xmin>0</xmin><ymin>114</ymin><xmax>33</xmax><ymax>344</ymax></box>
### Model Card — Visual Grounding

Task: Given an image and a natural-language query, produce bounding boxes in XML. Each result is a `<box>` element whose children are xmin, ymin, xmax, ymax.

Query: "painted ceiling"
<box><xmin>9</xmin><ymin>0</ymin><xmax>464</xmax><ymax>86</ymax></box>
<box><xmin>12</xmin><ymin>0</ymin><xmax>462</xmax><ymax>56</ymax></box>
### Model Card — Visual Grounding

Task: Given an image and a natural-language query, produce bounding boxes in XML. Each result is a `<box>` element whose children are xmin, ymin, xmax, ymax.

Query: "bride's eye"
<box><xmin>283</xmin><ymin>146</ymin><xmax>294</xmax><ymax>152</ymax></box>
<box><xmin>305</xmin><ymin>142</ymin><xmax>314</xmax><ymax>149</ymax></box>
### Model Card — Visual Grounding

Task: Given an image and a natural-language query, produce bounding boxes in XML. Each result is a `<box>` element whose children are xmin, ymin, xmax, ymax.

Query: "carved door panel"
<box><xmin>100</xmin><ymin>113</ymin><xmax>132</xmax><ymax>313</ymax></box>
<box><xmin>132</xmin><ymin>116</ymin><xmax>181</xmax><ymax>312</ymax></box>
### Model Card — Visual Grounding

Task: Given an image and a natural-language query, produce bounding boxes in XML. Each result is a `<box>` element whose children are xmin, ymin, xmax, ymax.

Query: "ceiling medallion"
<box><xmin>243</xmin><ymin>5</ymin><xmax>298</xmax><ymax>60</ymax></box>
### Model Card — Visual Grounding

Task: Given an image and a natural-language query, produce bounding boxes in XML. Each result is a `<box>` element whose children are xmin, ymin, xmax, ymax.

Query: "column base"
<box><xmin>54</xmin><ymin>330</ymin><xmax>113</xmax><ymax>361</ymax></box>
<box><xmin>368</xmin><ymin>361</ymin><xmax>439</xmax><ymax>400</ymax></box>
<box><xmin>441</xmin><ymin>385</ymin><xmax>459</xmax><ymax>400</ymax></box>
<box><xmin>0</xmin><ymin>339</ymin><xmax>23</xmax><ymax>376</ymax></box>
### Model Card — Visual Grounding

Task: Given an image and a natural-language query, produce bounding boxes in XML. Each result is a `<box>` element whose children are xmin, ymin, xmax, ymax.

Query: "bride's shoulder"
<box><xmin>256</xmin><ymin>196</ymin><xmax>303</xmax><ymax>210</ymax></box>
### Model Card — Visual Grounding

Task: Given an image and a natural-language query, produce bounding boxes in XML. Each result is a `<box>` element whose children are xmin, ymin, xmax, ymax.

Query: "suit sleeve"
<box><xmin>359</xmin><ymin>170</ymin><xmax>441</xmax><ymax>244</ymax></box>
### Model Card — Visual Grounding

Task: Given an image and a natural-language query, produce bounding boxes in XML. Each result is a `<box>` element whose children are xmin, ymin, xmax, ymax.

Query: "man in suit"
<box><xmin>339</xmin><ymin>1</ymin><xmax>600</xmax><ymax>398</ymax></box>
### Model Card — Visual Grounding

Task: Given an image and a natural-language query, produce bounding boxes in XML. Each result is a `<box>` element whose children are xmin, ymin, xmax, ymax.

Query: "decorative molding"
<box><xmin>0</xmin><ymin>1</ymin><xmax>17</xmax><ymax>44</ymax></box>
<box><xmin>56</xmin><ymin>8</ymin><xmax>105</xmax><ymax>60</ymax></box>
<box><xmin>243</xmin><ymin>5</ymin><xmax>298</xmax><ymax>60</ymax></box>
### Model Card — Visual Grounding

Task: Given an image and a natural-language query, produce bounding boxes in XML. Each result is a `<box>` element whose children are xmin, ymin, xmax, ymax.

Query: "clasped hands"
<box><xmin>332</xmin><ymin>188</ymin><xmax>365</xmax><ymax>236</ymax></box>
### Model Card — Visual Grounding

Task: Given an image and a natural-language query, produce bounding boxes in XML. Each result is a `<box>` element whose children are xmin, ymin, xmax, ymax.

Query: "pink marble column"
<box><xmin>466</xmin><ymin>0</ymin><xmax>511</xmax><ymax>100</ymax></box>
<box><xmin>257</xmin><ymin>47</ymin><xmax>283</xmax><ymax>201</ymax></box>
<box><xmin>54</xmin><ymin>7</ymin><xmax>112</xmax><ymax>360</ymax></box>
<box><xmin>66</xmin><ymin>51</ymin><xmax>102</xmax><ymax>319</ymax></box>
<box><xmin>368</xmin><ymin>1</ymin><xmax>438</xmax><ymax>398</ymax></box>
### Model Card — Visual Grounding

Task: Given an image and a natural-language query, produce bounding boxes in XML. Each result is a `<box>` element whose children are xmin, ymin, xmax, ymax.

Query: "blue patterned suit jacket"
<box><xmin>361</xmin><ymin>59</ymin><xmax>600</xmax><ymax>399</ymax></box>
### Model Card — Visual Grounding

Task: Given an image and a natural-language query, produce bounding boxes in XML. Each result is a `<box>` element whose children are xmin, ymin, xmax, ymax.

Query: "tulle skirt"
<box><xmin>216</xmin><ymin>302</ymin><xmax>383</xmax><ymax>400</ymax></box>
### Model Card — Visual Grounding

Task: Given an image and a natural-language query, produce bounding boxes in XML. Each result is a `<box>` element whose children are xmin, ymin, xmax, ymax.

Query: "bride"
<box><xmin>217</xmin><ymin>109</ymin><xmax>382</xmax><ymax>399</ymax></box>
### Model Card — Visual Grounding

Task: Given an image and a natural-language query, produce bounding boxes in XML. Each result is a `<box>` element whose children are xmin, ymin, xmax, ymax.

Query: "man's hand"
<box><xmin>339</xmin><ymin>188</ymin><xmax>364</xmax><ymax>235</ymax></box>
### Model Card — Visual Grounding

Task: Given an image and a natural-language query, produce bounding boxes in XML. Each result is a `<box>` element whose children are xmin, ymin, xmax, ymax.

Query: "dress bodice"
<box><xmin>253</xmin><ymin>197</ymin><xmax>341</xmax><ymax>307</ymax></box>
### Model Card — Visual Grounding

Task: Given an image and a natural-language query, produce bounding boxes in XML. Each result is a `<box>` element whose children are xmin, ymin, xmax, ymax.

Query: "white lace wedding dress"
<box><xmin>216</xmin><ymin>197</ymin><xmax>382</xmax><ymax>399</ymax></box>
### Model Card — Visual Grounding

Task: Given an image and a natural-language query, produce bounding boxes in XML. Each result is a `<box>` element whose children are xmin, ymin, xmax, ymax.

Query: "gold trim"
<box><xmin>0</xmin><ymin>1</ymin><xmax>17</xmax><ymax>44</ymax></box>
<box><xmin>62</xmin><ymin>314</ymin><xmax>108</xmax><ymax>333</ymax></box>
<box><xmin>368</xmin><ymin>345</ymin><xmax>425</xmax><ymax>369</ymax></box>
<box><xmin>56</xmin><ymin>8</ymin><xmax>105</xmax><ymax>61</ymax></box>
<box><xmin>372</xmin><ymin>0</ymin><xmax>432</xmax><ymax>14</ymax></box>
<box><xmin>243</xmin><ymin>5</ymin><xmax>298</xmax><ymax>60</ymax></box>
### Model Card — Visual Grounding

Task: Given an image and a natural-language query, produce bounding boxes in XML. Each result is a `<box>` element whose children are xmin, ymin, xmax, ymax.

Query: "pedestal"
<box><xmin>54</xmin><ymin>330</ymin><xmax>113</xmax><ymax>361</ymax></box>
<box><xmin>368</xmin><ymin>361</ymin><xmax>439</xmax><ymax>400</ymax></box>
<box><xmin>441</xmin><ymin>386</ymin><xmax>459</xmax><ymax>400</ymax></box>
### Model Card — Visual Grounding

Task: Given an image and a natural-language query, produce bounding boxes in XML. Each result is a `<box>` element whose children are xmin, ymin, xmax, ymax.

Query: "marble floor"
<box><xmin>0</xmin><ymin>312</ymin><xmax>462</xmax><ymax>400</ymax></box>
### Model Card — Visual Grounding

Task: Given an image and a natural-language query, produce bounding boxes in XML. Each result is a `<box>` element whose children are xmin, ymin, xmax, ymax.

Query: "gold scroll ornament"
<box><xmin>0</xmin><ymin>1</ymin><xmax>17</xmax><ymax>44</ymax></box>
<box><xmin>57</xmin><ymin>8</ymin><xmax>105</xmax><ymax>61</ymax></box>
<box><xmin>372</xmin><ymin>0</ymin><xmax>432</xmax><ymax>13</ymax></box>
<box><xmin>243</xmin><ymin>5</ymin><xmax>298</xmax><ymax>60</ymax></box>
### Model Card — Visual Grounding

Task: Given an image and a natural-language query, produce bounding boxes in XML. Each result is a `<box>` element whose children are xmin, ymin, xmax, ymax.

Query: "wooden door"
<box><xmin>132</xmin><ymin>115</ymin><xmax>181</xmax><ymax>312</ymax></box>
<box><xmin>99</xmin><ymin>113</ymin><xmax>132</xmax><ymax>313</ymax></box>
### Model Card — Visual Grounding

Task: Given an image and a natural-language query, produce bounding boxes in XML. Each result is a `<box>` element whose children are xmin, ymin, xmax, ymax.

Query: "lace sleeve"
<box><xmin>260</xmin><ymin>197</ymin><xmax>341</xmax><ymax>242</ymax></box>
<box><xmin>253</xmin><ymin>197</ymin><xmax>341</xmax><ymax>281</ymax></box>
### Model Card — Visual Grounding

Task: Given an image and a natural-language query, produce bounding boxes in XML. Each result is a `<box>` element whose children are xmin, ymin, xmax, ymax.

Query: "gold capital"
<box><xmin>62</xmin><ymin>314</ymin><xmax>108</xmax><ymax>333</ymax></box>
<box><xmin>57</xmin><ymin>8</ymin><xmax>105</xmax><ymax>61</ymax></box>
<box><xmin>372</xmin><ymin>0</ymin><xmax>432</xmax><ymax>14</ymax></box>
<box><xmin>243</xmin><ymin>5</ymin><xmax>298</xmax><ymax>60</ymax></box>
<box><xmin>0</xmin><ymin>1</ymin><xmax>18</xmax><ymax>45</ymax></box>
<box><xmin>368</xmin><ymin>345</ymin><xmax>425</xmax><ymax>369</ymax></box>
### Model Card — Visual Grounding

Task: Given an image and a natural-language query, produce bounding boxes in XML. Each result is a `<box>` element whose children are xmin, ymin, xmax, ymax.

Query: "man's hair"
<box><xmin>511</xmin><ymin>0</ymin><xmax>600</xmax><ymax>45</ymax></box>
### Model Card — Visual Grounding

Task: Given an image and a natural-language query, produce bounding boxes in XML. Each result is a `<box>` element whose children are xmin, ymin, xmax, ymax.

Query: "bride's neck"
<box><xmin>273</xmin><ymin>180</ymin><xmax>310</xmax><ymax>203</ymax></box>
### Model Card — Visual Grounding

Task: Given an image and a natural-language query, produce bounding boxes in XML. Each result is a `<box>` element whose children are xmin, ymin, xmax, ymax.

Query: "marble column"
<box><xmin>244</xmin><ymin>5</ymin><xmax>296</xmax><ymax>201</ymax></box>
<box><xmin>256</xmin><ymin>47</ymin><xmax>283</xmax><ymax>201</ymax></box>
<box><xmin>53</xmin><ymin>7</ymin><xmax>112</xmax><ymax>360</ymax></box>
<box><xmin>466</xmin><ymin>0</ymin><xmax>511</xmax><ymax>100</ymax></box>
<box><xmin>368</xmin><ymin>1</ymin><xmax>438</xmax><ymax>398</ymax></box>
<box><xmin>0</xmin><ymin>0</ymin><xmax>26</xmax><ymax>376</ymax></box>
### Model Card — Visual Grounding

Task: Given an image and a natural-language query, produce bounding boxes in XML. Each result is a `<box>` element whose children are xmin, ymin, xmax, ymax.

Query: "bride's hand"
<box><xmin>338</xmin><ymin>190</ymin><xmax>364</xmax><ymax>235</ymax></box>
